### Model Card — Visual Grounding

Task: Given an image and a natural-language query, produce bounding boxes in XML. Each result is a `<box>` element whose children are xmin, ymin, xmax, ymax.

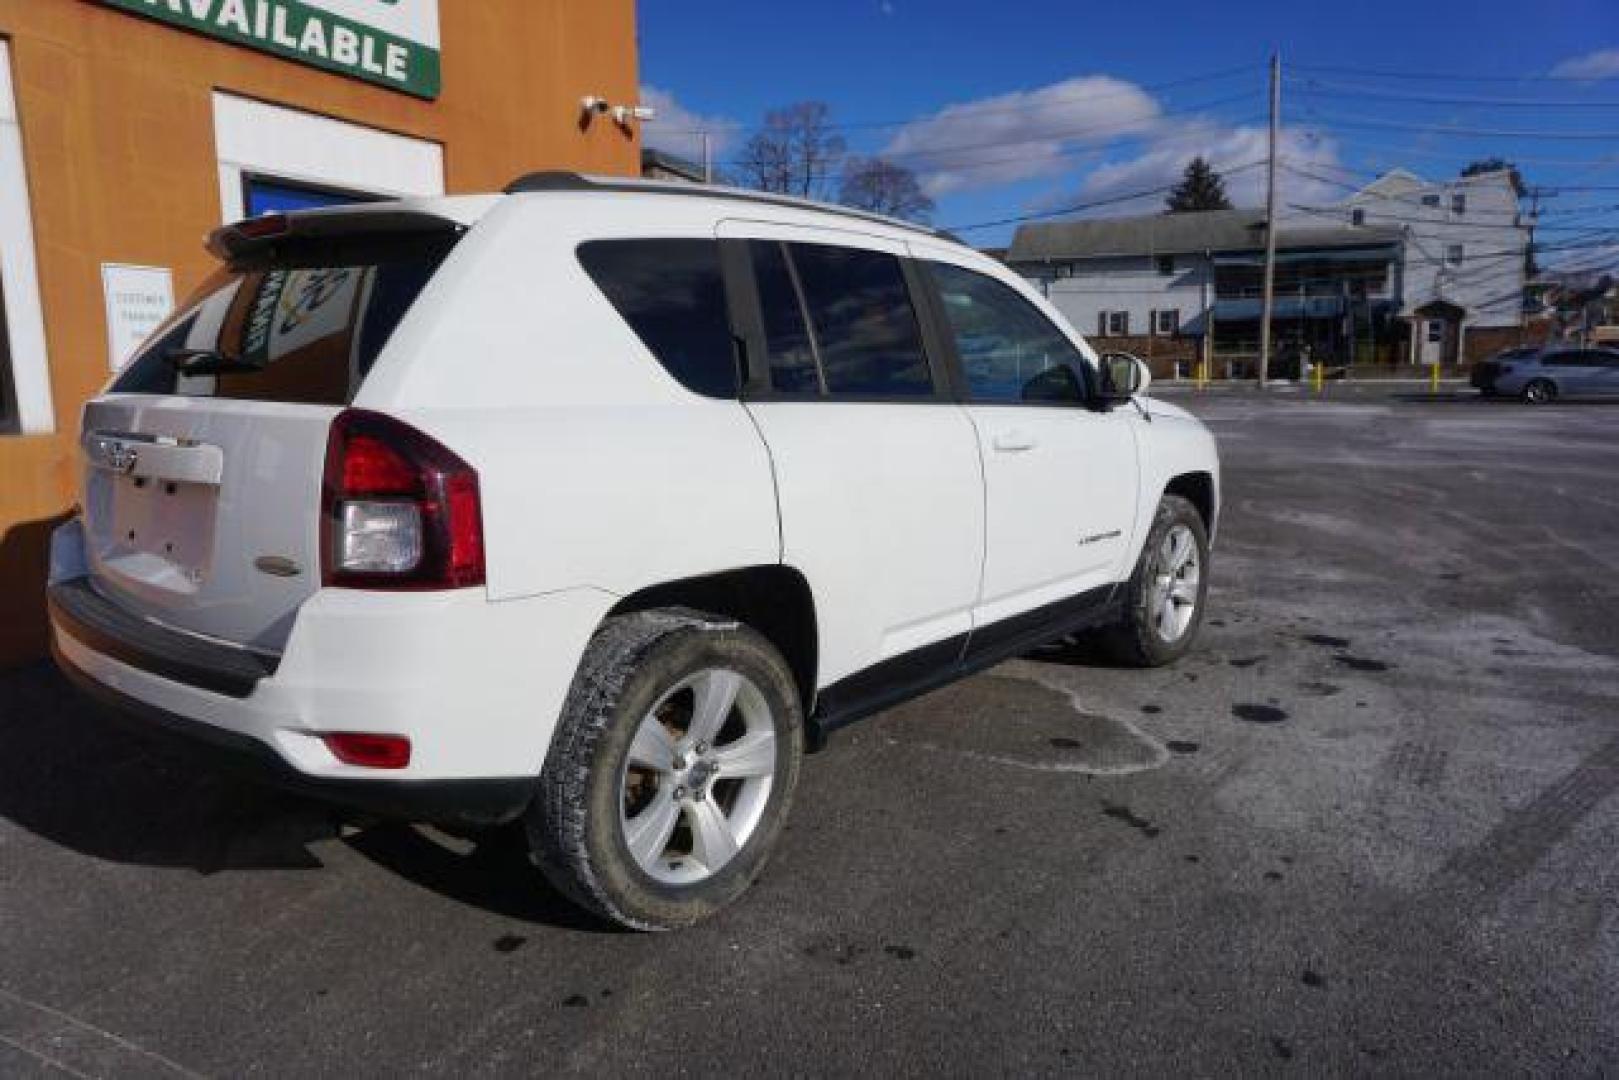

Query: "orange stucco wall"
<box><xmin>0</xmin><ymin>0</ymin><xmax>639</xmax><ymax>664</ymax></box>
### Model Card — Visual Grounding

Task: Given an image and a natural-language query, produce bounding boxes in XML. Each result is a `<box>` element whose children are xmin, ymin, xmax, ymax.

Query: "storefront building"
<box><xmin>0</xmin><ymin>0</ymin><xmax>640</xmax><ymax>664</ymax></box>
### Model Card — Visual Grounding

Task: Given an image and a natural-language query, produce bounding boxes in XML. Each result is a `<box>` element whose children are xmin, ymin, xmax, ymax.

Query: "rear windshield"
<box><xmin>112</xmin><ymin>233</ymin><xmax>458</xmax><ymax>405</ymax></box>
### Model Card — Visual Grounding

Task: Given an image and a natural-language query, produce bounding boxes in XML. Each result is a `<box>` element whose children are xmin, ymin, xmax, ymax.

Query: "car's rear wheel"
<box><xmin>1094</xmin><ymin>494</ymin><xmax>1210</xmax><ymax>667</ymax></box>
<box><xmin>528</xmin><ymin>608</ymin><xmax>803</xmax><ymax>930</ymax></box>
<box><xmin>1522</xmin><ymin>378</ymin><xmax>1556</xmax><ymax>404</ymax></box>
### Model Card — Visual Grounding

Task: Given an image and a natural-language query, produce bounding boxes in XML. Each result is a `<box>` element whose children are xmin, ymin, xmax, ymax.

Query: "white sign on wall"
<box><xmin>101</xmin><ymin>263</ymin><xmax>175</xmax><ymax>371</ymax></box>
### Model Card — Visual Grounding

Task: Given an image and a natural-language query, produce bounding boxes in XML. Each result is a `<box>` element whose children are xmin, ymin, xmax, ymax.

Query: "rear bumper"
<box><xmin>48</xmin><ymin>578</ymin><xmax>277</xmax><ymax>698</ymax></box>
<box><xmin>52</xmin><ymin>636</ymin><xmax>533</xmax><ymax>826</ymax></box>
<box><xmin>47</xmin><ymin>552</ymin><xmax>618</xmax><ymax>821</ymax></box>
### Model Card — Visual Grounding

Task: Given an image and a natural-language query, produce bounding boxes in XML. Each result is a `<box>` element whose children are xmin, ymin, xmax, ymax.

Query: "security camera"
<box><xmin>610</xmin><ymin>104</ymin><xmax>657</xmax><ymax>126</ymax></box>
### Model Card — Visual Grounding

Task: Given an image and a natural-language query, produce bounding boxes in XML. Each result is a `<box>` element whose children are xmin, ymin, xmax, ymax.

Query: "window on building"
<box><xmin>1350</xmin><ymin>207</ymin><xmax>1366</xmax><ymax>226</ymax></box>
<box><xmin>1421</xmin><ymin>193</ymin><xmax>1441</xmax><ymax>208</ymax></box>
<box><xmin>242</xmin><ymin>174</ymin><xmax>374</xmax><ymax>217</ymax></box>
<box><xmin>1427</xmin><ymin>320</ymin><xmax>1445</xmax><ymax>344</ymax></box>
<box><xmin>749</xmin><ymin>240</ymin><xmax>820</xmax><ymax>394</ymax></box>
<box><xmin>1102</xmin><ymin>310</ymin><xmax>1130</xmax><ymax>336</ymax></box>
<box><xmin>1451</xmin><ymin>191</ymin><xmax>1466</xmax><ymax>215</ymax></box>
<box><xmin>1447</xmin><ymin>244</ymin><xmax>1465</xmax><ymax>266</ymax></box>
<box><xmin>928</xmin><ymin>262</ymin><xmax>1087</xmax><ymax>404</ymax></box>
<box><xmin>1054</xmin><ymin>264</ymin><xmax>1074</xmax><ymax>279</ymax></box>
<box><xmin>1154</xmin><ymin>309</ymin><xmax>1180</xmax><ymax>336</ymax></box>
<box><xmin>788</xmin><ymin>243</ymin><xmax>933</xmax><ymax>398</ymax></box>
<box><xmin>578</xmin><ymin>239</ymin><xmax>738</xmax><ymax>399</ymax></box>
<box><xmin>1156</xmin><ymin>255</ymin><xmax>1174</xmax><ymax>276</ymax></box>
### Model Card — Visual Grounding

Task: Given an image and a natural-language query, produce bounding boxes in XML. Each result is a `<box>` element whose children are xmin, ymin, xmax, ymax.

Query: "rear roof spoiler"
<box><xmin>206</xmin><ymin>208</ymin><xmax>466</xmax><ymax>262</ymax></box>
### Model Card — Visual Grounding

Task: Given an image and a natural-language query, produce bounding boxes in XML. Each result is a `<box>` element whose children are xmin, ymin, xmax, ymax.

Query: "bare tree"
<box><xmin>735</xmin><ymin>102</ymin><xmax>846</xmax><ymax>200</ymax></box>
<box><xmin>838</xmin><ymin>157</ymin><xmax>935</xmax><ymax>222</ymax></box>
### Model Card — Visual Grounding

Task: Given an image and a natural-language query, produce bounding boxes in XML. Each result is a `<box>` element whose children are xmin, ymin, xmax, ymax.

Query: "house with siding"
<box><xmin>1004</xmin><ymin>167</ymin><xmax>1530</xmax><ymax>374</ymax></box>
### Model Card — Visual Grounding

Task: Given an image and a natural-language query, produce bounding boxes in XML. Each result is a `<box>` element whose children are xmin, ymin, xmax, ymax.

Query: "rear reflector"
<box><xmin>322</xmin><ymin>732</ymin><xmax>412</xmax><ymax>769</ymax></box>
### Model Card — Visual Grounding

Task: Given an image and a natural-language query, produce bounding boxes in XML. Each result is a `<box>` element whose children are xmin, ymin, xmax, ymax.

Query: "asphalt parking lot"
<box><xmin>2</xmin><ymin>387</ymin><xmax>1616</xmax><ymax>1076</ymax></box>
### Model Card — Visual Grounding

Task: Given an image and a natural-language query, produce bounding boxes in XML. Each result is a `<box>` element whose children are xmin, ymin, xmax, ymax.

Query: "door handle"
<box><xmin>992</xmin><ymin>429</ymin><xmax>1037</xmax><ymax>453</ymax></box>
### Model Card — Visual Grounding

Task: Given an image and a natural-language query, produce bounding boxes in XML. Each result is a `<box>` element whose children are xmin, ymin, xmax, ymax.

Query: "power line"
<box><xmin>653</xmin><ymin>62</ymin><xmax>1264</xmax><ymax>137</ymax></box>
<box><xmin>1288</xmin><ymin>61</ymin><xmax>1619</xmax><ymax>84</ymax></box>
<box><xmin>720</xmin><ymin>92</ymin><xmax>1265</xmax><ymax>170</ymax></box>
<box><xmin>1294</xmin><ymin>110</ymin><xmax>1619</xmax><ymax>140</ymax></box>
<box><xmin>1285</xmin><ymin>78</ymin><xmax>1619</xmax><ymax>109</ymax></box>
<box><xmin>946</xmin><ymin>160</ymin><xmax>1267</xmax><ymax>232</ymax></box>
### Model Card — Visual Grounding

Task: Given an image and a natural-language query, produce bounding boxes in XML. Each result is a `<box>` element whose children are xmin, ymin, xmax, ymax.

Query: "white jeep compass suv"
<box><xmin>49</xmin><ymin>174</ymin><xmax>1219</xmax><ymax>930</ymax></box>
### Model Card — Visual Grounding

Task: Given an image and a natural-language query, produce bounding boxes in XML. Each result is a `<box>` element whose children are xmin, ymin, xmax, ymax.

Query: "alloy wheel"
<box><xmin>1147</xmin><ymin>523</ymin><xmax>1201</xmax><ymax>643</ymax></box>
<box><xmin>617</xmin><ymin>668</ymin><xmax>777</xmax><ymax>886</ymax></box>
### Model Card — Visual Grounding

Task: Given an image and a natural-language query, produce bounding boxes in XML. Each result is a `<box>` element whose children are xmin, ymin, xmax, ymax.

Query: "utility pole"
<box><xmin>701</xmin><ymin>132</ymin><xmax>713</xmax><ymax>183</ymax></box>
<box><xmin>1258</xmin><ymin>52</ymin><xmax>1281</xmax><ymax>387</ymax></box>
<box><xmin>1521</xmin><ymin>184</ymin><xmax>1540</xmax><ymax>339</ymax></box>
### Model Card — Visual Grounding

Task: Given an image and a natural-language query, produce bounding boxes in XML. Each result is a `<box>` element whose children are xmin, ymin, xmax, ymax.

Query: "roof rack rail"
<box><xmin>501</xmin><ymin>171</ymin><xmax>956</xmax><ymax>242</ymax></box>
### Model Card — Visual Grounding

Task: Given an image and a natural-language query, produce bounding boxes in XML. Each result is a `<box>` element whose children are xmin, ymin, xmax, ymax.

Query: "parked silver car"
<box><xmin>1472</xmin><ymin>345</ymin><xmax>1619</xmax><ymax>403</ymax></box>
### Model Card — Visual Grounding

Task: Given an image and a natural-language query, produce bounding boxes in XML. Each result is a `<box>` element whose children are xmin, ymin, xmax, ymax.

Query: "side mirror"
<box><xmin>1100</xmin><ymin>352</ymin><xmax>1151</xmax><ymax>402</ymax></box>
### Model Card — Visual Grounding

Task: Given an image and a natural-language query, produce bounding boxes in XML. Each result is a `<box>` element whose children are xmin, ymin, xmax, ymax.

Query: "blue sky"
<box><xmin>638</xmin><ymin>0</ymin><xmax>1619</xmax><ymax>259</ymax></box>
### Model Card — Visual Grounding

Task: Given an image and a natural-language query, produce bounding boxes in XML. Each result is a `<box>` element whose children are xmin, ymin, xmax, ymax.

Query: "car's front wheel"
<box><xmin>1522</xmin><ymin>378</ymin><xmax>1557</xmax><ymax>404</ymax></box>
<box><xmin>528</xmin><ymin>608</ymin><xmax>803</xmax><ymax>930</ymax></box>
<box><xmin>1095</xmin><ymin>494</ymin><xmax>1210</xmax><ymax>667</ymax></box>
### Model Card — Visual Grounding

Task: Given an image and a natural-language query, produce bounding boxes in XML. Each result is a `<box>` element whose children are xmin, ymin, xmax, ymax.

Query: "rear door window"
<box><xmin>113</xmin><ymin>234</ymin><xmax>457</xmax><ymax>405</ymax></box>
<box><xmin>786</xmin><ymin>242</ymin><xmax>934</xmax><ymax>398</ymax></box>
<box><xmin>748</xmin><ymin>240</ymin><xmax>821</xmax><ymax>394</ymax></box>
<box><xmin>577</xmin><ymin>239</ymin><xmax>738</xmax><ymax>399</ymax></box>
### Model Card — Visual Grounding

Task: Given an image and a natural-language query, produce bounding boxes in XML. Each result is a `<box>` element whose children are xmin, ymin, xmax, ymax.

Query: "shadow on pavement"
<box><xmin>0</xmin><ymin>660</ymin><xmax>605</xmax><ymax>930</ymax></box>
<box><xmin>343</xmin><ymin>821</ymin><xmax>612</xmax><ymax>933</ymax></box>
<box><xmin>1021</xmin><ymin>634</ymin><xmax>1131</xmax><ymax>669</ymax></box>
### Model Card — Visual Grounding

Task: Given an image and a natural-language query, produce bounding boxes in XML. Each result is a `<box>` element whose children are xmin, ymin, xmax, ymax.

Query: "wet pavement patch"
<box><xmin>493</xmin><ymin>934</ymin><xmax>527</xmax><ymax>954</ymax></box>
<box><xmin>884</xmin><ymin>945</ymin><xmax>917</xmax><ymax>960</ymax></box>
<box><xmin>1141</xmin><ymin>704</ymin><xmax>1163</xmax><ymax>714</ymax></box>
<box><xmin>1233</xmin><ymin>703</ymin><xmax>1289</xmax><ymax>723</ymax></box>
<box><xmin>1334</xmin><ymin>655</ymin><xmax>1390</xmax><ymax>672</ymax></box>
<box><xmin>1301</xmin><ymin>970</ymin><xmax>1326</xmax><ymax>988</ymax></box>
<box><xmin>1166</xmin><ymin>740</ymin><xmax>1200</xmax><ymax>754</ymax></box>
<box><xmin>562</xmin><ymin>994</ymin><xmax>589</xmax><ymax>1008</ymax></box>
<box><xmin>1298</xmin><ymin>681</ymin><xmax>1341</xmax><ymax>696</ymax></box>
<box><xmin>1271</xmin><ymin>1037</ymin><xmax>1295</xmax><ymax>1061</ymax></box>
<box><xmin>804</xmin><ymin>939</ymin><xmax>868</xmax><ymax>966</ymax></box>
<box><xmin>883</xmin><ymin>674</ymin><xmax>1167</xmax><ymax>775</ymax></box>
<box><xmin>1101</xmin><ymin>803</ymin><xmax>1161</xmax><ymax>838</ymax></box>
<box><xmin>1304</xmin><ymin>633</ymin><xmax>1352</xmax><ymax>649</ymax></box>
<box><xmin>1230</xmin><ymin>655</ymin><xmax>1266</xmax><ymax>668</ymax></box>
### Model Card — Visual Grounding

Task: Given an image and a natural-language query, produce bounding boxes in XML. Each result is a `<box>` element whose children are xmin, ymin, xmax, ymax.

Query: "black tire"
<box><xmin>1522</xmin><ymin>378</ymin><xmax>1556</xmax><ymax>405</ymax></box>
<box><xmin>1094</xmin><ymin>494</ymin><xmax>1210</xmax><ymax>667</ymax></box>
<box><xmin>527</xmin><ymin>608</ymin><xmax>803</xmax><ymax>931</ymax></box>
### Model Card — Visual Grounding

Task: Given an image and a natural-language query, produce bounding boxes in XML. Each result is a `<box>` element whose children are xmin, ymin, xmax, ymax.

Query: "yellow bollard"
<box><xmin>1313</xmin><ymin>360</ymin><xmax>1323</xmax><ymax>394</ymax></box>
<box><xmin>1430</xmin><ymin>361</ymin><xmax>1440</xmax><ymax>394</ymax></box>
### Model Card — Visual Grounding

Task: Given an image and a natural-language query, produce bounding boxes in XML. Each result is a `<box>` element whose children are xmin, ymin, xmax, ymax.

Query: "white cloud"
<box><xmin>639</xmin><ymin>85</ymin><xmax>743</xmax><ymax>163</ymax></box>
<box><xmin>1550</xmin><ymin>48</ymin><xmax>1619</xmax><ymax>80</ymax></box>
<box><xmin>1043</xmin><ymin>119</ymin><xmax>1345</xmax><ymax>219</ymax></box>
<box><xmin>879</xmin><ymin>76</ymin><xmax>1162</xmax><ymax>197</ymax></box>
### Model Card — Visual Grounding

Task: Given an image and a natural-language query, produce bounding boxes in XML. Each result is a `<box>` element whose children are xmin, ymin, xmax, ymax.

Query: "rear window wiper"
<box><xmin>164</xmin><ymin>348</ymin><xmax>265</xmax><ymax>376</ymax></box>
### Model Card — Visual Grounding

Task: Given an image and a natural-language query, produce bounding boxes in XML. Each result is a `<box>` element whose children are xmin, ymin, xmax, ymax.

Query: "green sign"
<box><xmin>95</xmin><ymin>0</ymin><xmax>442</xmax><ymax>100</ymax></box>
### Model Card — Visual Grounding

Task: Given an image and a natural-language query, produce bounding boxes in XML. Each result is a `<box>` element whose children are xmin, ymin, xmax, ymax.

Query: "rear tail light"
<box><xmin>322</xmin><ymin>732</ymin><xmax>412</xmax><ymax>769</ymax></box>
<box><xmin>322</xmin><ymin>409</ymin><xmax>485</xmax><ymax>589</ymax></box>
